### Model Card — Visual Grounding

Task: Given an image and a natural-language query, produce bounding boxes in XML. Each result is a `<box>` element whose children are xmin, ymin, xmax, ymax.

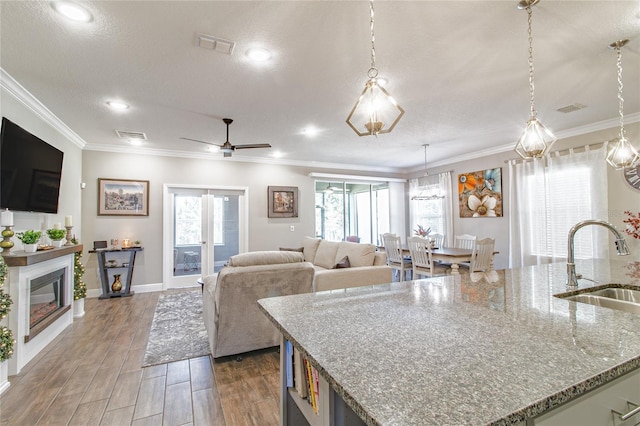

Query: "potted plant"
<box><xmin>46</xmin><ymin>228</ymin><xmax>66</xmax><ymax>247</ymax></box>
<box><xmin>15</xmin><ymin>230</ymin><xmax>42</xmax><ymax>253</ymax></box>
<box><xmin>133</xmin><ymin>240</ymin><xmax>142</xmax><ymax>248</ymax></box>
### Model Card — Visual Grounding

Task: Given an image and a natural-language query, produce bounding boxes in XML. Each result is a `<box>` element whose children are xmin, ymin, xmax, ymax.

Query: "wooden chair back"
<box><xmin>470</xmin><ymin>238</ymin><xmax>495</xmax><ymax>272</ymax></box>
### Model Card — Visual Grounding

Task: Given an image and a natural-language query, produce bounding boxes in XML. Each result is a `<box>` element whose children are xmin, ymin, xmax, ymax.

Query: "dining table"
<box><xmin>391</xmin><ymin>245</ymin><xmax>498</xmax><ymax>274</ymax></box>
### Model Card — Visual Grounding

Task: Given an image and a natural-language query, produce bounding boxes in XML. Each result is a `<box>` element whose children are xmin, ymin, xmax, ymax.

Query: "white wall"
<box><xmin>82</xmin><ymin>151</ymin><xmax>407</xmax><ymax>292</ymax></box>
<box><xmin>0</xmin><ymin>85</ymin><xmax>83</xmax><ymax>248</ymax></box>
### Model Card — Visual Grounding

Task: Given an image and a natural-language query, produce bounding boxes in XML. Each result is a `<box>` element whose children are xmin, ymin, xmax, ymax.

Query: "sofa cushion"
<box><xmin>334</xmin><ymin>242</ymin><xmax>376</xmax><ymax>268</ymax></box>
<box><xmin>279</xmin><ymin>246</ymin><xmax>304</xmax><ymax>252</ymax></box>
<box><xmin>228</xmin><ymin>251</ymin><xmax>303</xmax><ymax>267</ymax></box>
<box><xmin>314</xmin><ymin>240</ymin><xmax>340</xmax><ymax>269</ymax></box>
<box><xmin>333</xmin><ymin>256</ymin><xmax>351</xmax><ymax>269</ymax></box>
<box><xmin>302</xmin><ymin>237</ymin><xmax>322</xmax><ymax>263</ymax></box>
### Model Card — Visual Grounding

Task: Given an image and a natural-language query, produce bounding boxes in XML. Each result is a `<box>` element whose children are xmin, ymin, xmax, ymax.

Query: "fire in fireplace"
<box><xmin>28</xmin><ymin>268</ymin><xmax>67</xmax><ymax>341</ymax></box>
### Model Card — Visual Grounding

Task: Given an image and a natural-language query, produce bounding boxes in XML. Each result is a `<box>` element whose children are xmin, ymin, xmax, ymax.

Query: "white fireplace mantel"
<box><xmin>2</xmin><ymin>245</ymin><xmax>83</xmax><ymax>375</ymax></box>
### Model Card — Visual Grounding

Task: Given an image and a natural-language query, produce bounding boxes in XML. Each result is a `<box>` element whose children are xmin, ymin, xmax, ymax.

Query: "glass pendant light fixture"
<box><xmin>346</xmin><ymin>0</ymin><xmax>404</xmax><ymax>137</ymax></box>
<box><xmin>411</xmin><ymin>144</ymin><xmax>444</xmax><ymax>200</ymax></box>
<box><xmin>514</xmin><ymin>0</ymin><xmax>557</xmax><ymax>159</ymax></box>
<box><xmin>605</xmin><ymin>39</ymin><xmax>639</xmax><ymax>169</ymax></box>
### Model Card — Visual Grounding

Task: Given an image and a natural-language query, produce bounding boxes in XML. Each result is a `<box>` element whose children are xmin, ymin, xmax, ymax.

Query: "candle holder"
<box><xmin>1</xmin><ymin>226</ymin><xmax>15</xmax><ymax>255</ymax></box>
<box><xmin>65</xmin><ymin>226</ymin><xmax>73</xmax><ymax>246</ymax></box>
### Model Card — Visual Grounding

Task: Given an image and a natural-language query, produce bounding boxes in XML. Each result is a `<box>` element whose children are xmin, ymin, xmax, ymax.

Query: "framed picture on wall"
<box><xmin>457</xmin><ymin>168</ymin><xmax>503</xmax><ymax>218</ymax></box>
<box><xmin>98</xmin><ymin>178</ymin><xmax>149</xmax><ymax>216</ymax></box>
<box><xmin>268</xmin><ymin>186</ymin><xmax>298</xmax><ymax>218</ymax></box>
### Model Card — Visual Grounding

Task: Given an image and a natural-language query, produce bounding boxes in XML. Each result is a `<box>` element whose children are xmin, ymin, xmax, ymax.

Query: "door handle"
<box><xmin>201</xmin><ymin>241</ymin><xmax>206</xmax><ymax>244</ymax></box>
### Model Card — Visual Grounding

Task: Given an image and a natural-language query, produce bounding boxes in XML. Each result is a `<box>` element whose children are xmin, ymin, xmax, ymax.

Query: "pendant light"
<box><xmin>411</xmin><ymin>144</ymin><xmax>444</xmax><ymax>200</ymax></box>
<box><xmin>346</xmin><ymin>0</ymin><xmax>404</xmax><ymax>137</ymax></box>
<box><xmin>514</xmin><ymin>0</ymin><xmax>557</xmax><ymax>159</ymax></box>
<box><xmin>605</xmin><ymin>39</ymin><xmax>639</xmax><ymax>169</ymax></box>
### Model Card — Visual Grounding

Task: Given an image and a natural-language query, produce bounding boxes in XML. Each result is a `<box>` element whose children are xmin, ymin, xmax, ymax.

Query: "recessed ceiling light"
<box><xmin>302</xmin><ymin>127</ymin><xmax>319</xmax><ymax>137</ymax></box>
<box><xmin>51</xmin><ymin>2</ymin><xmax>93</xmax><ymax>22</ymax></box>
<box><xmin>246</xmin><ymin>47</ymin><xmax>271</xmax><ymax>62</ymax></box>
<box><xmin>129</xmin><ymin>139</ymin><xmax>143</xmax><ymax>146</ymax></box>
<box><xmin>271</xmin><ymin>151</ymin><xmax>284</xmax><ymax>158</ymax></box>
<box><xmin>106</xmin><ymin>101</ymin><xmax>130</xmax><ymax>110</ymax></box>
<box><xmin>207</xmin><ymin>146</ymin><xmax>219</xmax><ymax>153</ymax></box>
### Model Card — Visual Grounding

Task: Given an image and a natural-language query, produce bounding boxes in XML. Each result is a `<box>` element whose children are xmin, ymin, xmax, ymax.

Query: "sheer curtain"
<box><xmin>409</xmin><ymin>171</ymin><xmax>453</xmax><ymax>246</ymax></box>
<box><xmin>509</xmin><ymin>145</ymin><xmax>608</xmax><ymax>268</ymax></box>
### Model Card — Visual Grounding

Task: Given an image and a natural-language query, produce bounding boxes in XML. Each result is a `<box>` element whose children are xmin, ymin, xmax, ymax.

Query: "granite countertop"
<box><xmin>258</xmin><ymin>259</ymin><xmax>640</xmax><ymax>426</ymax></box>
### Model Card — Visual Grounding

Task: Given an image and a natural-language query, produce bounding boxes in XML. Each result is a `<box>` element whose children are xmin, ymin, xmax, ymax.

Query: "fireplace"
<box><xmin>27</xmin><ymin>268</ymin><xmax>68</xmax><ymax>342</ymax></box>
<box><xmin>2</xmin><ymin>245</ymin><xmax>81</xmax><ymax>375</ymax></box>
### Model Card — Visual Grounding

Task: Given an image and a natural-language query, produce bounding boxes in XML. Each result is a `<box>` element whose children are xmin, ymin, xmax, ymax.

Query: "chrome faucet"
<box><xmin>567</xmin><ymin>219</ymin><xmax>630</xmax><ymax>288</ymax></box>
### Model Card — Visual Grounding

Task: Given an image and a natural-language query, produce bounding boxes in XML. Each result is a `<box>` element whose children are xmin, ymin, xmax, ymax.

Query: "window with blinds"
<box><xmin>523</xmin><ymin>166</ymin><xmax>594</xmax><ymax>259</ymax></box>
<box><xmin>410</xmin><ymin>183</ymin><xmax>445</xmax><ymax>236</ymax></box>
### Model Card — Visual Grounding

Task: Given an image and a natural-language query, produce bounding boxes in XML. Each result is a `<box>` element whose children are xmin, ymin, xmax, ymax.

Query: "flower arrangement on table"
<box><xmin>414</xmin><ymin>225</ymin><xmax>431</xmax><ymax>237</ymax></box>
<box><xmin>623</xmin><ymin>211</ymin><xmax>640</xmax><ymax>240</ymax></box>
<box><xmin>0</xmin><ymin>255</ymin><xmax>15</xmax><ymax>362</ymax></box>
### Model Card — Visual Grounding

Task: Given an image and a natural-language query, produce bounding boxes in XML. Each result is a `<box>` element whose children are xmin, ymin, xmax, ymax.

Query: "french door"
<box><xmin>163</xmin><ymin>185</ymin><xmax>247</xmax><ymax>289</ymax></box>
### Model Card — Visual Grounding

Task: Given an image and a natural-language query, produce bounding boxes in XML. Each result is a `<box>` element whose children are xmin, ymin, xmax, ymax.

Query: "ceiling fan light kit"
<box><xmin>605</xmin><ymin>39</ymin><xmax>639</xmax><ymax>169</ymax></box>
<box><xmin>346</xmin><ymin>0</ymin><xmax>404</xmax><ymax>137</ymax></box>
<box><xmin>514</xmin><ymin>0</ymin><xmax>557</xmax><ymax>159</ymax></box>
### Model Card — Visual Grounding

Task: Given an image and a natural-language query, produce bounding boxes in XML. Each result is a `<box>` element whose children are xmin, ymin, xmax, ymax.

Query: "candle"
<box><xmin>53</xmin><ymin>223</ymin><xmax>61</xmax><ymax>230</ymax></box>
<box><xmin>0</xmin><ymin>209</ymin><xmax>13</xmax><ymax>227</ymax></box>
<box><xmin>65</xmin><ymin>215</ymin><xmax>72</xmax><ymax>227</ymax></box>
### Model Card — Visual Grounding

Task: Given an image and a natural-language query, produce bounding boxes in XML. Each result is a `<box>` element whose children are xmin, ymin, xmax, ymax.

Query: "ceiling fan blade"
<box><xmin>233</xmin><ymin>143</ymin><xmax>272</xmax><ymax>150</ymax></box>
<box><xmin>180</xmin><ymin>137</ymin><xmax>221</xmax><ymax>147</ymax></box>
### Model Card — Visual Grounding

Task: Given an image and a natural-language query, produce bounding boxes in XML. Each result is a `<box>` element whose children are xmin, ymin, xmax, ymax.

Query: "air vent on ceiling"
<box><xmin>194</xmin><ymin>33</ymin><xmax>235</xmax><ymax>55</ymax></box>
<box><xmin>556</xmin><ymin>103</ymin><xmax>587</xmax><ymax>113</ymax></box>
<box><xmin>115</xmin><ymin>130</ymin><xmax>147</xmax><ymax>140</ymax></box>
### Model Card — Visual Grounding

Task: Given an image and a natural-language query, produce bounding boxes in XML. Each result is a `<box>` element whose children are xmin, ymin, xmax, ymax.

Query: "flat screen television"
<box><xmin>0</xmin><ymin>117</ymin><xmax>64</xmax><ymax>214</ymax></box>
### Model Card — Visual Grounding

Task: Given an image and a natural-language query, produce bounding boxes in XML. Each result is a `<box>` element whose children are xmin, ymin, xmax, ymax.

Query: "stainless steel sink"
<box><xmin>556</xmin><ymin>285</ymin><xmax>640</xmax><ymax>314</ymax></box>
<box><xmin>587</xmin><ymin>287</ymin><xmax>640</xmax><ymax>303</ymax></box>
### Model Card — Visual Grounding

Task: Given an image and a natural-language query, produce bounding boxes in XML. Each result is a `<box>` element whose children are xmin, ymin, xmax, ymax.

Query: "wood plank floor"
<box><xmin>0</xmin><ymin>291</ymin><xmax>280</xmax><ymax>425</ymax></box>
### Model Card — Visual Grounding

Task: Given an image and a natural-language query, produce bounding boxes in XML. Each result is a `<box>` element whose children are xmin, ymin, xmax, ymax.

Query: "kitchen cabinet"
<box><xmin>533</xmin><ymin>368</ymin><xmax>640</xmax><ymax>426</ymax></box>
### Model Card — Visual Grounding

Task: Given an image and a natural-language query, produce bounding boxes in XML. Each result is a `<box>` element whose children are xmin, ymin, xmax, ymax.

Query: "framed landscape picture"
<box><xmin>268</xmin><ymin>186</ymin><xmax>298</xmax><ymax>218</ymax></box>
<box><xmin>98</xmin><ymin>178</ymin><xmax>149</xmax><ymax>216</ymax></box>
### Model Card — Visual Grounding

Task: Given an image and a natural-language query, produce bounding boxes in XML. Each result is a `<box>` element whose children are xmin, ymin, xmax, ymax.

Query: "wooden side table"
<box><xmin>89</xmin><ymin>247</ymin><xmax>143</xmax><ymax>299</ymax></box>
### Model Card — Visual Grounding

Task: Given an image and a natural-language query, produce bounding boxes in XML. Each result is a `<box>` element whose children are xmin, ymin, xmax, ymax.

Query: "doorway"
<box><xmin>163</xmin><ymin>185</ymin><xmax>248</xmax><ymax>289</ymax></box>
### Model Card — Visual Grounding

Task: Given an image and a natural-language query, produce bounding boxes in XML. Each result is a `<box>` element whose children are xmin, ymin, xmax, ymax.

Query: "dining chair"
<box><xmin>382</xmin><ymin>233</ymin><xmax>412</xmax><ymax>281</ymax></box>
<box><xmin>454</xmin><ymin>234</ymin><xmax>477</xmax><ymax>250</ymax></box>
<box><xmin>407</xmin><ymin>236</ymin><xmax>448</xmax><ymax>278</ymax></box>
<box><xmin>430</xmin><ymin>233</ymin><xmax>445</xmax><ymax>249</ymax></box>
<box><xmin>469</xmin><ymin>238</ymin><xmax>496</xmax><ymax>272</ymax></box>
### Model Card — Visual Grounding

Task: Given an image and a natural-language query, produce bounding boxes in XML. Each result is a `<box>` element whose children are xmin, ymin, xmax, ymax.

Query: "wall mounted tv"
<box><xmin>0</xmin><ymin>117</ymin><xmax>64</xmax><ymax>214</ymax></box>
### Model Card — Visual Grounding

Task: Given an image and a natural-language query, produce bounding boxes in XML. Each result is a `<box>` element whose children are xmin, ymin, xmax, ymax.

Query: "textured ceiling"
<box><xmin>1</xmin><ymin>1</ymin><xmax>639</xmax><ymax>174</ymax></box>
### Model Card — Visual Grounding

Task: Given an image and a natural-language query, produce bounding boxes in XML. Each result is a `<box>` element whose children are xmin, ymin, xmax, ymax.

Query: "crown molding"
<box><xmin>0</xmin><ymin>68</ymin><xmax>87</xmax><ymax>149</ymax></box>
<box><xmin>82</xmin><ymin>143</ymin><xmax>404</xmax><ymax>174</ymax></box>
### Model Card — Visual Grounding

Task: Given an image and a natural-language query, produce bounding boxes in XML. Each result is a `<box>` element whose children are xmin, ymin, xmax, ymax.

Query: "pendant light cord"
<box><xmin>616</xmin><ymin>46</ymin><xmax>625</xmax><ymax>138</ymax></box>
<box><xmin>526</xmin><ymin>6</ymin><xmax>537</xmax><ymax>118</ymax></box>
<box><xmin>368</xmin><ymin>0</ymin><xmax>378</xmax><ymax>79</ymax></box>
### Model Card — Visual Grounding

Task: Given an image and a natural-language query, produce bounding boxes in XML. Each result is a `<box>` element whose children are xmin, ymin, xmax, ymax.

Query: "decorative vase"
<box><xmin>52</xmin><ymin>240</ymin><xmax>64</xmax><ymax>248</ymax></box>
<box><xmin>24</xmin><ymin>243</ymin><xmax>37</xmax><ymax>253</ymax></box>
<box><xmin>73</xmin><ymin>297</ymin><xmax>85</xmax><ymax>318</ymax></box>
<box><xmin>111</xmin><ymin>274</ymin><xmax>122</xmax><ymax>293</ymax></box>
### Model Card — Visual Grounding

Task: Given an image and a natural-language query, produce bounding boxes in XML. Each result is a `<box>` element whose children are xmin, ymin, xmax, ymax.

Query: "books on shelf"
<box><xmin>287</xmin><ymin>340</ymin><xmax>320</xmax><ymax>415</ymax></box>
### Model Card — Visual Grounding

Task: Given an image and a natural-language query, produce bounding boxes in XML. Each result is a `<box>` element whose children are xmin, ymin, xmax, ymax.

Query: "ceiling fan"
<box><xmin>181</xmin><ymin>118</ymin><xmax>271</xmax><ymax>157</ymax></box>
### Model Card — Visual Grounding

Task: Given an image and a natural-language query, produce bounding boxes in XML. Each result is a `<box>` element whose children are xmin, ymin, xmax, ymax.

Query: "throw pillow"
<box><xmin>279</xmin><ymin>247</ymin><xmax>304</xmax><ymax>252</ymax></box>
<box><xmin>333</xmin><ymin>256</ymin><xmax>350</xmax><ymax>269</ymax></box>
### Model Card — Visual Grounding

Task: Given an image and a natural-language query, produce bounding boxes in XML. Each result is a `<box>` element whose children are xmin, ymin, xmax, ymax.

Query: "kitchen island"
<box><xmin>257</xmin><ymin>259</ymin><xmax>640</xmax><ymax>425</ymax></box>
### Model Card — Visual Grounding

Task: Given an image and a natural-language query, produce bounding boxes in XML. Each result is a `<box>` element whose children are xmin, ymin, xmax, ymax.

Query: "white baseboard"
<box><xmin>85</xmin><ymin>282</ymin><xmax>164</xmax><ymax>298</ymax></box>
